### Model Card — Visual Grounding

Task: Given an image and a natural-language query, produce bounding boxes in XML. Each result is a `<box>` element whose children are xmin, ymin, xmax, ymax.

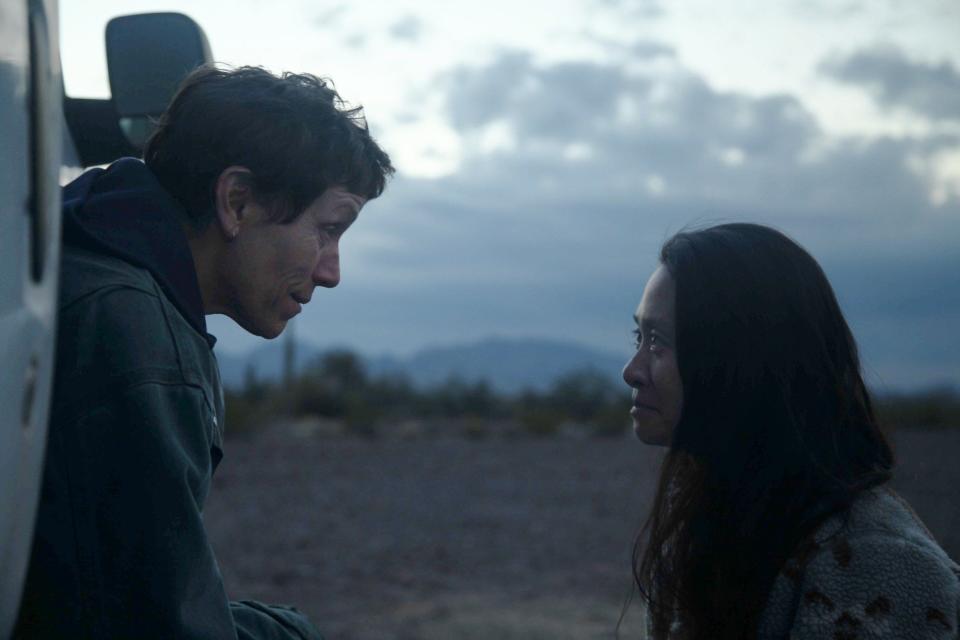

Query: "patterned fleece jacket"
<box><xmin>756</xmin><ymin>486</ymin><xmax>960</xmax><ymax>639</ymax></box>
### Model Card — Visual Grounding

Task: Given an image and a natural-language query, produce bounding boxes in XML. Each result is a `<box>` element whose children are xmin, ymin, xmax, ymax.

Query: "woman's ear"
<box><xmin>213</xmin><ymin>166</ymin><xmax>254</xmax><ymax>240</ymax></box>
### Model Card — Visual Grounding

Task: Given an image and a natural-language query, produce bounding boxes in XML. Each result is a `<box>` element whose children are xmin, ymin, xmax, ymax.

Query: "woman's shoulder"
<box><xmin>791</xmin><ymin>486</ymin><xmax>959</xmax><ymax>577</ymax></box>
<box><xmin>845</xmin><ymin>487</ymin><xmax>957</xmax><ymax>556</ymax></box>
<box><xmin>759</xmin><ymin>486</ymin><xmax>960</xmax><ymax>639</ymax></box>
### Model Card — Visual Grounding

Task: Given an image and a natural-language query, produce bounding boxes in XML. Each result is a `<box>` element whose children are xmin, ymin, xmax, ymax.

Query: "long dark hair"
<box><xmin>634</xmin><ymin>223</ymin><xmax>894</xmax><ymax>639</ymax></box>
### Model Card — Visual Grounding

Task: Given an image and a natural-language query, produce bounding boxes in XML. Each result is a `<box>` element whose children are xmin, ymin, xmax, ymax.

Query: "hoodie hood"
<box><xmin>62</xmin><ymin>158</ymin><xmax>215</xmax><ymax>347</ymax></box>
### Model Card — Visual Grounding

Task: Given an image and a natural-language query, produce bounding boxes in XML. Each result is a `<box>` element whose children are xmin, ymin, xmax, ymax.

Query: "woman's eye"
<box><xmin>647</xmin><ymin>333</ymin><xmax>666</xmax><ymax>353</ymax></box>
<box><xmin>633</xmin><ymin>329</ymin><xmax>665</xmax><ymax>351</ymax></box>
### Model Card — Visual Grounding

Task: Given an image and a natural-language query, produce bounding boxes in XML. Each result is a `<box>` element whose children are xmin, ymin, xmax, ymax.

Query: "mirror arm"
<box><xmin>63</xmin><ymin>96</ymin><xmax>137</xmax><ymax>167</ymax></box>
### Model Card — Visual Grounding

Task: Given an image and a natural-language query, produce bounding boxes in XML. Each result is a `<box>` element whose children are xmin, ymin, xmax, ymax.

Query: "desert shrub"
<box><xmin>287</xmin><ymin>376</ymin><xmax>345</xmax><ymax>418</ymax></box>
<box><xmin>875</xmin><ymin>388</ymin><xmax>960</xmax><ymax>430</ymax></box>
<box><xmin>223</xmin><ymin>388</ymin><xmax>275</xmax><ymax>436</ymax></box>
<box><xmin>547</xmin><ymin>368</ymin><xmax>621</xmax><ymax>422</ymax></box>
<box><xmin>591</xmin><ymin>404</ymin><xmax>632</xmax><ymax>437</ymax></box>
<box><xmin>241</xmin><ymin>364</ymin><xmax>270</xmax><ymax>403</ymax></box>
<box><xmin>343</xmin><ymin>393</ymin><xmax>381</xmax><ymax>437</ymax></box>
<box><xmin>518</xmin><ymin>406</ymin><xmax>564</xmax><ymax>436</ymax></box>
<box><xmin>288</xmin><ymin>350</ymin><xmax>374</xmax><ymax>420</ymax></box>
<box><xmin>315</xmin><ymin>350</ymin><xmax>367</xmax><ymax>392</ymax></box>
<box><xmin>224</xmin><ymin>345</ymin><xmax>960</xmax><ymax>441</ymax></box>
<box><xmin>461</xmin><ymin>415</ymin><xmax>490</xmax><ymax>440</ymax></box>
<box><xmin>421</xmin><ymin>376</ymin><xmax>502</xmax><ymax>419</ymax></box>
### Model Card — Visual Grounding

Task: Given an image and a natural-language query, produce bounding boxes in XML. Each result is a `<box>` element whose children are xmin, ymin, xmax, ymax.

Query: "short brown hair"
<box><xmin>144</xmin><ymin>64</ymin><xmax>394</xmax><ymax>225</ymax></box>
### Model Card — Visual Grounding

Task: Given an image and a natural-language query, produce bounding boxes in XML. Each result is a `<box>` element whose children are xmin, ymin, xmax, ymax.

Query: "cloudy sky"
<box><xmin>61</xmin><ymin>0</ymin><xmax>960</xmax><ymax>391</ymax></box>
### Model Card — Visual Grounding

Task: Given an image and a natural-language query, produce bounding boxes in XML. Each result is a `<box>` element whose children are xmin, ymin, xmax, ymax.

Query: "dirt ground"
<box><xmin>204</xmin><ymin>427</ymin><xmax>960</xmax><ymax>639</ymax></box>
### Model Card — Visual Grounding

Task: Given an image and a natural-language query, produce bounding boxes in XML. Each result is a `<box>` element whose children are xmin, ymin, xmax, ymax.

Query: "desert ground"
<box><xmin>205</xmin><ymin>426</ymin><xmax>960</xmax><ymax>639</ymax></box>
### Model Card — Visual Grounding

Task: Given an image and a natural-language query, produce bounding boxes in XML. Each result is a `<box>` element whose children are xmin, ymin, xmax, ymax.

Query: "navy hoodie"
<box><xmin>15</xmin><ymin>159</ymin><xmax>325</xmax><ymax>639</ymax></box>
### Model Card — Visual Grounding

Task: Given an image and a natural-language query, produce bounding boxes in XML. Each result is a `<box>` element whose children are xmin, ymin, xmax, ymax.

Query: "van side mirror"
<box><xmin>63</xmin><ymin>12</ymin><xmax>212</xmax><ymax>168</ymax></box>
<box><xmin>105</xmin><ymin>12</ymin><xmax>212</xmax><ymax>148</ymax></box>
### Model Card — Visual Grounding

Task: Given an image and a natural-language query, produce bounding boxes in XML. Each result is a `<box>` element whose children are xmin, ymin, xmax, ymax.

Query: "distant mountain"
<box><xmin>215</xmin><ymin>336</ymin><xmax>627</xmax><ymax>394</ymax></box>
<box><xmin>368</xmin><ymin>337</ymin><xmax>626</xmax><ymax>392</ymax></box>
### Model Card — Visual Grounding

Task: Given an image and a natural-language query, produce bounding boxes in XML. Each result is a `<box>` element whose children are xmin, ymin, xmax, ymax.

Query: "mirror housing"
<box><xmin>105</xmin><ymin>12</ymin><xmax>212</xmax><ymax>149</ymax></box>
<box><xmin>64</xmin><ymin>12</ymin><xmax>212</xmax><ymax>167</ymax></box>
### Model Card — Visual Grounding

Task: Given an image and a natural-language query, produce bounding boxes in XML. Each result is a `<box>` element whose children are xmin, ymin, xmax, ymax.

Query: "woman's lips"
<box><xmin>631</xmin><ymin>401</ymin><xmax>660</xmax><ymax>415</ymax></box>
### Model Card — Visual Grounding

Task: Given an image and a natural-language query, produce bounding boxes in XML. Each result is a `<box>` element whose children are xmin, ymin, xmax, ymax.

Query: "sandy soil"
<box><xmin>204</xmin><ymin>427</ymin><xmax>960</xmax><ymax>639</ymax></box>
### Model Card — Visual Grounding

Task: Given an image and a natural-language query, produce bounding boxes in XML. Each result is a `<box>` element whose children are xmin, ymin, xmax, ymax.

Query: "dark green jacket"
<box><xmin>16</xmin><ymin>159</ymin><xmax>323</xmax><ymax>639</ymax></box>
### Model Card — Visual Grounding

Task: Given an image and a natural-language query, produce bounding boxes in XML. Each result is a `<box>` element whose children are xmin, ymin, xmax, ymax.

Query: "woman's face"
<box><xmin>622</xmin><ymin>265</ymin><xmax>684</xmax><ymax>446</ymax></box>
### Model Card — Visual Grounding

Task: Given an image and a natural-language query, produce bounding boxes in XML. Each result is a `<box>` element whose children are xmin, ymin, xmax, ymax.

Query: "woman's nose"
<box><xmin>622</xmin><ymin>350</ymin><xmax>649</xmax><ymax>388</ymax></box>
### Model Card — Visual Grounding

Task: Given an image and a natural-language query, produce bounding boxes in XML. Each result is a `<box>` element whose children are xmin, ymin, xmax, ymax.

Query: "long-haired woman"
<box><xmin>622</xmin><ymin>223</ymin><xmax>959</xmax><ymax>639</ymax></box>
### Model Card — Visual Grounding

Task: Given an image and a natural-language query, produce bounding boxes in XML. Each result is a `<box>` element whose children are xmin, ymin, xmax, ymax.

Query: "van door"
<box><xmin>0</xmin><ymin>0</ymin><xmax>63</xmax><ymax>635</ymax></box>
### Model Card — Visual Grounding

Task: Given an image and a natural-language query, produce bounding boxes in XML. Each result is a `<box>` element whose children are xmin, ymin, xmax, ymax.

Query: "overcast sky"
<box><xmin>61</xmin><ymin>0</ymin><xmax>960</xmax><ymax>391</ymax></box>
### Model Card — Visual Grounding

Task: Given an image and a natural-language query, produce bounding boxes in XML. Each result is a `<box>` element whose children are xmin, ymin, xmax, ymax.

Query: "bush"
<box><xmin>875</xmin><ymin>388</ymin><xmax>960</xmax><ymax>430</ymax></box>
<box><xmin>591</xmin><ymin>404</ymin><xmax>631</xmax><ymax>437</ymax></box>
<box><xmin>223</xmin><ymin>388</ymin><xmax>275</xmax><ymax>435</ymax></box>
<box><xmin>287</xmin><ymin>377</ymin><xmax>345</xmax><ymax>418</ymax></box>
<box><xmin>548</xmin><ymin>368</ymin><xmax>620</xmax><ymax>422</ymax></box>
<box><xmin>422</xmin><ymin>376</ymin><xmax>502</xmax><ymax>419</ymax></box>
<box><xmin>462</xmin><ymin>415</ymin><xmax>490</xmax><ymax>440</ymax></box>
<box><xmin>519</xmin><ymin>407</ymin><xmax>564</xmax><ymax>436</ymax></box>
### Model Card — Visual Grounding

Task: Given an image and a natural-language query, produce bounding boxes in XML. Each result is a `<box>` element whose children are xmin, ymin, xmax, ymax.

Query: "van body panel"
<box><xmin>0</xmin><ymin>0</ymin><xmax>62</xmax><ymax>634</ymax></box>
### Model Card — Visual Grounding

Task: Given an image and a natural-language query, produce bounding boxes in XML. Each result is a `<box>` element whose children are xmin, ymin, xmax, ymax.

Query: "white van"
<box><xmin>0</xmin><ymin>4</ymin><xmax>210</xmax><ymax>633</ymax></box>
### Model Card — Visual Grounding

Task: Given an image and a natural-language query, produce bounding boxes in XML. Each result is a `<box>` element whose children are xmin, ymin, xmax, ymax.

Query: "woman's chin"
<box><xmin>633</xmin><ymin>419</ymin><xmax>670</xmax><ymax>447</ymax></box>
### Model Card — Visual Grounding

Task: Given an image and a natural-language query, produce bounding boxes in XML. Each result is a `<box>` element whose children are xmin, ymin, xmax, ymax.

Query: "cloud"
<box><xmin>214</xmin><ymin>49</ymin><xmax>959</xmax><ymax>392</ymax></box>
<box><xmin>313</xmin><ymin>4</ymin><xmax>347</xmax><ymax>29</ymax></box>
<box><xmin>630</xmin><ymin>40</ymin><xmax>674</xmax><ymax>58</ymax></box>
<box><xmin>389</xmin><ymin>15</ymin><xmax>423</xmax><ymax>42</ymax></box>
<box><xmin>820</xmin><ymin>43</ymin><xmax>960</xmax><ymax>122</ymax></box>
<box><xmin>439</xmin><ymin>52</ymin><xmax>881</xmax><ymax>215</ymax></box>
<box><xmin>791</xmin><ymin>0</ymin><xmax>864</xmax><ymax>19</ymax></box>
<box><xmin>596</xmin><ymin>0</ymin><xmax>665</xmax><ymax>19</ymax></box>
<box><xmin>354</xmin><ymin>51</ymin><xmax>958</xmax><ymax>388</ymax></box>
<box><xmin>342</xmin><ymin>33</ymin><xmax>367</xmax><ymax>50</ymax></box>
<box><xmin>581</xmin><ymin>34</ymin><xmax>675</xmax><ymax>60</ymax></box>
<box><xmin>435</xmin><ymin>50</ymin><xmax>960</xmax><ymax>226</ymax></box>
<box><xmin>445</xmin><ymin>52</ymin><xmax>641</xmax><ymax>139</ymax></box>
